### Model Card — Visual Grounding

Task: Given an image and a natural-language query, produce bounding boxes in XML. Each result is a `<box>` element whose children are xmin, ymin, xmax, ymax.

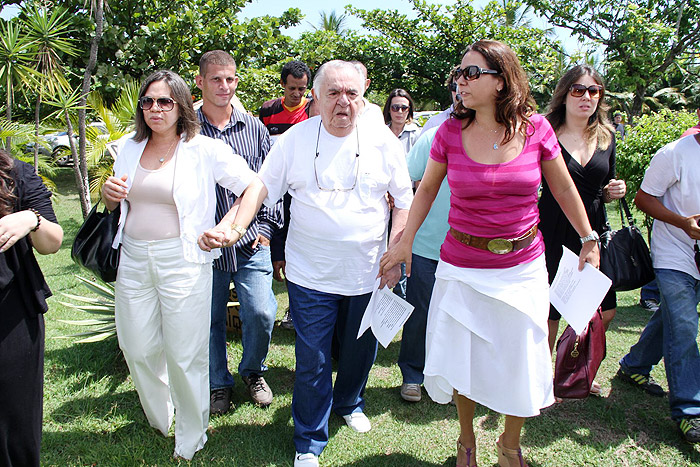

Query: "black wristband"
<box><xmin>29</xmin><ymin>208</ymin><xmax>41</xmax><ymax>232</ymax></box>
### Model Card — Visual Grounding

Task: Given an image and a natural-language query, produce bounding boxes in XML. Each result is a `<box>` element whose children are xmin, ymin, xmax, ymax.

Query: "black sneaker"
<box><xmin>280</xmin><ymin>308</ymin><xmax>295</xmax><ymax>330</ymax></box>
<box><xmin>616</xmin><ymin>368</ymin><xmax>666</xmax><ymax>397</ymax></box>
<box><xmin>210</xmin><ymin>387</ymin><xmax>232</xmax><ymax>415</ymax></box>
<box><xmin>639</xmin><ymin>299</ymin><xmax>660</xmax><ymax>312</ymax></box>
<box><xmin>678</xmin><ymin>417</ymin><xmax>700</xmax><ymax>443</ymax></box>
<box><xmin>243</xmin><ymin>374</ymin><xmax>273</xmax><ymax>407</ymax></box>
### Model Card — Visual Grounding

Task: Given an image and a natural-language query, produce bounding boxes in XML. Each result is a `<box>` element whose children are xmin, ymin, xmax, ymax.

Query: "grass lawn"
<box><xmin>38</xmin><ymin>169</ymin><xmax>700</xmax><ymax>466</ymax></box>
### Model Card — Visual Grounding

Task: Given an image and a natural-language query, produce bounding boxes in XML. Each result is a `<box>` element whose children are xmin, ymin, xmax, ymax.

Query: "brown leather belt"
<box><xmin>449</xmin><ymin>224</ymin><xmax>538</xmax><ymax>255</ymax></box>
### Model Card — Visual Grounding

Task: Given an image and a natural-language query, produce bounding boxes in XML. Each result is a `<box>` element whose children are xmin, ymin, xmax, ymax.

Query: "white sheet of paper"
<box><xmin>549</xmin><ymin>246</ymin><xmax>612</xmax><ymax>334</ymax></box>
<box><xmin>358</xmin><ymin>278</ymin><xmax>415</xmax><ymax>348</ymax></box>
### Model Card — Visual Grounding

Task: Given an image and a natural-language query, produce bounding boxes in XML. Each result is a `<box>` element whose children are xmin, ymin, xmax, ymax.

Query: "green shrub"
<box><xmin>616</xmin><ymin>109</ymin><xmax>696</xmax><ymax>202</ymax></box>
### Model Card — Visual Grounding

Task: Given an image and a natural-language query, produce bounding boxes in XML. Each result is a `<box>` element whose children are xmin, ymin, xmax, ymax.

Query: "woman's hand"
<box><xmin>102</xmin><ymin>174</ymin><xmax>129</xmax><ymax>210</ymax></box>
<box><xmin>579</xmin><ymin>240</ymin><xmax>600</xmax><ymax>271</ymax></box>
<box><xmin>0</xmin><ymin>210</ymin><xmax>39</xmax><ymax>253</ymax></box>
<box><xmin>197</xmin><ymin>226</ymin><xmax>241</xmax><ymax>252</ymax></box>
<box><xmin>604</xmin><ymin>179</ymin><xmax>626</xmax><ymax>200</ymax></box>
<box><xmin>378</xmin><ymin>238</ymin><xmax>412</xmax><ymax>289</ymax></box>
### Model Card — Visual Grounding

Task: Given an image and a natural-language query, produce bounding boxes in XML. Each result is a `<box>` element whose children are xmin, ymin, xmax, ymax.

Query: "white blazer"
<box><xmin>111</xmin><ymin>132</ymin><xmax>257</xmax><ymax>263</ymax></box>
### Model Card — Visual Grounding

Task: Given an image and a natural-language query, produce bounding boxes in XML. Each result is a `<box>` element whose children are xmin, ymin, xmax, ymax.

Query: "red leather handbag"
<box><xmin>554</xmin><ymin>308</ymin><xmax>606</xmax><ymax>399</ymax></box>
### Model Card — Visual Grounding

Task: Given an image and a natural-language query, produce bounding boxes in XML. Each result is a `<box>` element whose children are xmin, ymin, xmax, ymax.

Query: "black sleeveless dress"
<box><xmin>539</xmin><ymin>138</ymin><xmax>617</xmax><ymax>320</ymax></box>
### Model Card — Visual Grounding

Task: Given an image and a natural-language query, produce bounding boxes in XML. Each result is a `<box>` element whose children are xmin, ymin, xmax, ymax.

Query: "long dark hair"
<box><xmin>546</xmin><ymin>65</ymin><xmax>614</xmax><ymax>149</ymax></box>
<box><xmin>383</xmin><ymin>88</ymin><xmax>415</xmax><ymax>125</ymax></box>
<box><xmin>134</xmin><ymin>70</ymin><xmax>200</xmax><ymax>143</ymax></box>
<box><xmin>452</xmin><ymin>40</ymin><xmax>535</xmax><ymax>144</ymax></box>
<box><xmin>0</xmin><ymin>149</ymin><xmax>17</xmax><ymax>217</ymax></box>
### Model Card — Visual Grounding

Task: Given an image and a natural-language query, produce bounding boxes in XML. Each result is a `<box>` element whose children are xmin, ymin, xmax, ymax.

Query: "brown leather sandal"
<box><xmin>496</xmin><ymin>438</ymin><xmax>528</xmax><ymax>467</ymax></box>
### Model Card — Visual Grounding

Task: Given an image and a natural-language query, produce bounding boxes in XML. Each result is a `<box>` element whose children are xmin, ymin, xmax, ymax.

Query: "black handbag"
<box><xmin>599</xmin><ymin>197</ymin><xmax>655</xmax><ymax>291</ymax></box>
<box><xmin>71</xmin><ymin>200</ymin><xmax>121</xmax><ymax>282</ymax></box>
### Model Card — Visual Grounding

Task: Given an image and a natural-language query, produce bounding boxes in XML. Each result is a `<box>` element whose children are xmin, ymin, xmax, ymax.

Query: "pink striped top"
<box><xmin>430</xmin><ymin>113</ymin><xmax>561</xmax><ymax>269</ymax></box>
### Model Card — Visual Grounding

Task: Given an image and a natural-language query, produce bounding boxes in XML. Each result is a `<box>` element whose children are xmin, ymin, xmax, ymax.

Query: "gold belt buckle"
<box><xmin>487</xmin><ymin>238</ymin><xmax>513</xmax><ymax>254</ymax></box>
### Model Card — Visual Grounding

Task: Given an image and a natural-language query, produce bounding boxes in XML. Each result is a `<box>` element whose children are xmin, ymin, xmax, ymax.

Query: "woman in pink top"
<box><xmin>379</xmin><ymin>40</ymin><xmax>599</xmax><ymax>467</ymax></box>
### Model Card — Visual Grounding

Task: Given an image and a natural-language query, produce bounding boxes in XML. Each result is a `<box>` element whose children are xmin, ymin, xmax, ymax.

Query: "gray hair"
<box><xmin>313</xmin><ymin>60</ymin><xmax>365</xmax><ymax>95</ymax></box>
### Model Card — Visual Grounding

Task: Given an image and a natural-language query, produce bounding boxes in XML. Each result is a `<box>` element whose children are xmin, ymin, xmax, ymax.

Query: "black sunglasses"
<box><xmin>139</xmin><ymin>96</ymin><xmax>176</xmax><ymax>112</ymax></box>
<box><xmin>390</xmin><ymin>104</ymin><xmax>409</xmax><ymax>112</ymax></box>
<box><xmin>569</xmin><ymin>84</ymin><xmax>604</xmax><ymax>99</ymax></box>
<box><xmin>456</xmin><ymin>65</ymin><xmax>500</xmax><ymax>81</ymax></box>
<box><xmin>695</xmin><ymin>242</ymin><xmax>700</xmax><ymax>274</ymax></box>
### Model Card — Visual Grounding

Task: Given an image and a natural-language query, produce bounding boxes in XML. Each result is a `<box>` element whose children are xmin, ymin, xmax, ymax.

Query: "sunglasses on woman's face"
<box><xmin>138</xmin><ymin>96</ymin><xmax>176</xmax><ymax>112</ymax></box>
<box><xmin>390</xmin><ymin>104</ymin><xmax>409</xmax><ymax>112</ymax></box>
<box><xmin>456</xmin><ymin>65</ymin><xmax>500</xmax><ymax>81</ymax></box>
<box><xmin>569</xmin><ymin>84</ymin><xmax>604</xmax><ymax>99</ymax></box>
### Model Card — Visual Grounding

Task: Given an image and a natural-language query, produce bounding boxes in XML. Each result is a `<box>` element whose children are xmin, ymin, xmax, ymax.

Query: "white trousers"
<box><xmin>115</xmin><ymin>234</ymin><xmax>211</xmax><ymax>460</ymax></box>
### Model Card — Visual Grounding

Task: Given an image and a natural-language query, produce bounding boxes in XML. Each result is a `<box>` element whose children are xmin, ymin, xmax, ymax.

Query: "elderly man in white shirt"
<box><xmin>259</xmin><ymin>60</ymin><xmax>413</xmax><ymax>467</ymax></box>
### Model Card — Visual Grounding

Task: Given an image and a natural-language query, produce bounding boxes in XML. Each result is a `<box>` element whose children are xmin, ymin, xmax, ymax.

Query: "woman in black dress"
<box><xmin>539</xmin><ymin>65</ymin><xmax>626</xmax><ymax>395</ymax></box>
<box><xmin>0</xmin><ymin>149</ymin><xmax>63</xmax><ymax>466</ymax></box>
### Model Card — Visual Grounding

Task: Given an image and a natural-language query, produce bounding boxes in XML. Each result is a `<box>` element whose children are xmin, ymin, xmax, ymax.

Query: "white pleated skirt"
<box><xmin>423</xmin><ymin>255</ymin><xmax>554</xmax><ymax>417</ymax></box>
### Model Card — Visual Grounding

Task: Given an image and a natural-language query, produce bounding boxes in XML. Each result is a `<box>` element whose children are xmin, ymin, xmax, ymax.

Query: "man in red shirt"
<box><xmin>259</xmin><ymin>61</ymin><xmax>312</xmax><ymax>138</ymax></box>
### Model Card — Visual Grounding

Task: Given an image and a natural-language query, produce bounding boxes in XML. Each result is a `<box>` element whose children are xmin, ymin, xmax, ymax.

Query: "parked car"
<box><xmin>25</xmin><ymin>123</ymin><xmax>109</xmax><ymax>166</ymax></box>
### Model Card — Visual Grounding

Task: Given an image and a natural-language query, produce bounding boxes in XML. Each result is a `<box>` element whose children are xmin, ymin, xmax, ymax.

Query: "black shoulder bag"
<box><xmin>71</xmin><ymin>200</ymin><xmax>121</xmax><ymax>283</ymax></box>
<box><xmin>599</xmin><ymin>197</ymin><xmax>655</xmax><ymax>291</ymax></box>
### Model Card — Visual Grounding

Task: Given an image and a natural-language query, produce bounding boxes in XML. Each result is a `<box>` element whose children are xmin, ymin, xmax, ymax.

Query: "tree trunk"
<box><xmin>5</xmin><ymin>77</ymin><xmax>12</xmax><ymax>151</ymax></box>
<box><xmin>630</xmin><ymin>83</ymin><xmax>647</xmax><ymax>122</ymax></box>
<box><xmin>76</xmin><ymin>0</ymin><xmax>105</xmax><ymax>219</ymax></box>
<box><xmin>33</xmin><ymin>93</ymin><xmax>41</xmax><ymax>174</ymax></box>
<box><xmin>65</xmin><ymin>114</ymin><xmax>89</xmax><ymax>217</ymax></box>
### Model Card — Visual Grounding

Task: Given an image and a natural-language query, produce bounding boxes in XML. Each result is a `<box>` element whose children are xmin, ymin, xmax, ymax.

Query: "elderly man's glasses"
<box><xmin>390</xmin><ymin>104</ymin><xmax>409</xmax><ymax>112</ymax></box>
<box><xmin>314</xmin><ymin>121</ymin><xmax>360</xmax><ymax>192</ymax></box>
<box><xmin>456</xmin><ymin>65</ymin><xmax>500</xmax><ymax>81</ymax></box>
<box><xmin>569</xmin><ymin>84</ymin><xmax>604</xmax><ymax>99</ymax></box>
<box><xmin>139</xmin><ymin>97</ymin><xmax>176</xmax><ymax>112</ymax></box>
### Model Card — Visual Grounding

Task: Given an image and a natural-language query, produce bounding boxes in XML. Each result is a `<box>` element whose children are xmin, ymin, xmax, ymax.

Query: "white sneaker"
<box><xmin>342</xmin><ymin>412</ymin><xmax>372</xmax><ymax>433</ymax></box>
<box><xmin>294</xmin><ymin>452</ymin><xmax>319</xmax><ymax>467</ymax></box>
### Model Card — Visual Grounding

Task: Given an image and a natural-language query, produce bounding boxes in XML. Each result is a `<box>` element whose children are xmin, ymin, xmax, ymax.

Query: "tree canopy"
<box><xmin>524</xmin><ymin>0</ymin><xmax>700</xmax><ymax>117</ymax></box>
<box><xmin>348</xmin><ymin>0</ymin><xmax>563</xmax><ymax>110</ymax></box>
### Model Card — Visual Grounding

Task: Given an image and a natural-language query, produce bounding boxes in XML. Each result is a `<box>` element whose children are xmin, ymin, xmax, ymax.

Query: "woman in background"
<box><xmin>379</xmin><ymin>40</ymin><xmax>598</xmax><ymax>467</ymax></box>
<box><xmin>539</xmin><ymin>65</ymin><xmax>626</xmax><ymax>396</ymax></box>
<box><xmin>0</xmin><ymin>148</ymin><xmax>63</xmax><ymax>466</ymax></box>
<box><xmin>383</xmin><ymin>88</ymin><xmax>421</xmax><ymax>154</ymax></box>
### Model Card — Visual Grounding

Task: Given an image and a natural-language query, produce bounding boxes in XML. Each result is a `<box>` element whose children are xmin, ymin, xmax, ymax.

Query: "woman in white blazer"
<box><xmin>101</xmin><ymin>70</ymin><xmax>268</xmax><ymax>460</ymax></box>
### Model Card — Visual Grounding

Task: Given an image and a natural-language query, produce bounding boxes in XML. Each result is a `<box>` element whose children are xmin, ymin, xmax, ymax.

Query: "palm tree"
<box><xmin>21</xmin><ymin>2</ymin><xmax>78</xmax><ymax>172</ymax></box>
<box><xmin>0</xmin><ymin>19</ymin><xmax>38</xmax><ymax>149</ymax></box>
<box><xmin>44</xmin><ymin>85</ymin><xmax>89</xmax><ymax>214</ymax></box>
<box><xmin>85</xmin><ymin>84</ymin><xmax>135</xmax><ymax>196</ymax></box>
<box><xmin>76</xmin><ymin>0</ymin><xmax>106</xmax><ymax>218</ymax></box>
<box><xmin>314</xmin><ymin>10</ymin><xmax>347</xmax><ymax>35</ymax></box>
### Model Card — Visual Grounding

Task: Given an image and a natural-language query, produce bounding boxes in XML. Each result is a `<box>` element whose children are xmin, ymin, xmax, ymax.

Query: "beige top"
<box><xmin>123</xmin><ymin>154</ymin><xmax>180</xmax><ymax>240</ymax></box>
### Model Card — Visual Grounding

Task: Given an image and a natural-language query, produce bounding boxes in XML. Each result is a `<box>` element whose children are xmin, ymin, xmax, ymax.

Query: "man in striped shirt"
<box><xmin>196</xmin><ymin>50</ymin><xmax>283</xmax><ymax>413</ymax></box>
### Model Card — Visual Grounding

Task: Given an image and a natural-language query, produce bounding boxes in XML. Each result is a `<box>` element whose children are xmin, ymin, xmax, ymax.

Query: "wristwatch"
<box><xmin>580</xmin><ymin>231</ymin><xmax>599</xmax><ymax>244</ymax></box>
<box><xmin>230</xmin><ymin>223</ymin><xmax>247</xmax><ymax>238</ymax></box>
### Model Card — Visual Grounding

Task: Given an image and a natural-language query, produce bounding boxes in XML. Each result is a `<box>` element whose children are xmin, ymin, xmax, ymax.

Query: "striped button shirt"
<box><xmin>198</xmin><ymin>106</ymin><xmax>283</xmax><ymax>272</ymax></box>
